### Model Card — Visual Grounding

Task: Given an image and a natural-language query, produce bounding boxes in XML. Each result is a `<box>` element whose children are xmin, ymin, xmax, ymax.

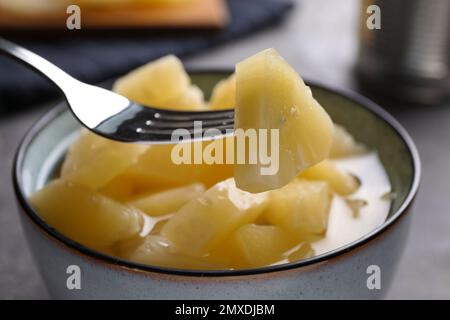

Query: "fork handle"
<box><xmin>0</xmin><ymin>37</ymin><xmax>78</xmax><ymax>93</ymax></box>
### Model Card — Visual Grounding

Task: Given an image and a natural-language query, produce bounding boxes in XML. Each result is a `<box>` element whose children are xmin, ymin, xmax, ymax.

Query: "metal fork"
<box><xmin>0</xmin><ymin>38</ymin><xmax>235</xmax><ymax>143</ymax></box>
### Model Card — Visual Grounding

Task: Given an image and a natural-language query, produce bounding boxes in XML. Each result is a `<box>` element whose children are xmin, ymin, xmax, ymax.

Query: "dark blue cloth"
<box><xmin>0</xmin><ymin>0</ymin><xmax>293</xmax><ymax>111</ymax></box>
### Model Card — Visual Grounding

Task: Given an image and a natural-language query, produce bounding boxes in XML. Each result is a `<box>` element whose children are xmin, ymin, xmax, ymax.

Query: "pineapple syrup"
<box><xmin>311</xmin><ymin>152</ymin><xmax>391</xmax><ymax>255</ymax></box>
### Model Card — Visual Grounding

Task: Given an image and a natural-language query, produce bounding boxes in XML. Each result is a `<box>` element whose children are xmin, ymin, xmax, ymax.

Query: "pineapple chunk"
<box><xmin>113</xmin><ymin>55</ymin><xmax>205</xmax><ymax>110</ymax></box>
<box><xmin>99</xmin><ymin>171</ymin><xmax>147</xmax><ymax>201</ymax></box>
<box><xmin>209</xmin><ymin>74</ymin><xmax>235</xmax><ymax>109</ymax></box>
<box><xmin>128</xmin><ymin>183</ymin><xmax>205</xmax><ymax>216</ymax></box>
<box><xmin>301</xmin><ymin>160</ymin><xmax>360</xmax><ymax>196</ymax></box>
<box><xmin>30</xmin><ymin>179</ymin><xmax>144</xmax><ymax>250</ymax></box>
<box><xmin>129</xmin><ymin>235</ymin><xmax>224</xmax><ymax>270</ymax></box>
<box><xmin>161</xmin><ymin>178</ymin><xmax>268</xmax><ymax>256</ymax></box>
<box><xmin>149</xmin><ymin>219</ymin><xmax>169</xmax><ymax>235</ymax></box>
<box><xmin>331</xmin><ymin>124</ymin><xmax>366</xmax><ymax>158</ymax></box>
<box><xmin>234</xmin><ymin>48</ymin><xmax>333</xmax><ymax>193</ymax></box>
<box><xmin>113</xmin><ymin>218</ymin><xmax>171</xmax><ymax>258</ymax></box>
<box><xmin>61</xmin><ymin>130</ymin><xmax>147</xmax><ymax>190</ymax></box>
<box><xmin>113</xmin><ymin>234</ymin><xmax>146</xmax><ymax>258</ymax></box>
<box><xmin>287</xmin><ymin>242</ymin><xmax>315</xmax><ymax>262</ymax></box>
<box><xmin>229</xmin><ymin>224</ymin><xmax>294</xmax><ymax>268</ymax></box>
<box><xmin>265</xmin><ymin>180</ymin><xmax>332</xmax><ymax>238</ymax></box>
<box><xmin>128</xmin><ymin>141</ymin><xmax>234</xmax><ymax>189</ymax></box>
<box><xmin>163</xmin><ymin>85</ymin><xmax>206</xmax><ymax>110</ymax></box>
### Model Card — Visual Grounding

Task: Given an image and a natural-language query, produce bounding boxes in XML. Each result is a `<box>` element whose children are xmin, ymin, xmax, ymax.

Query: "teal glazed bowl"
<box><xmin>13</xmin><ymin>71</ymin><xmax>420</xmax><ymax>299</ymax></box>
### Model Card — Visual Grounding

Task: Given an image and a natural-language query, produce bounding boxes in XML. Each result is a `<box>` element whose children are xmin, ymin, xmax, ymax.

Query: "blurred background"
<box><xmin>0</xmin><ymin>0</ymin><xmax>449</xmax><ymax>299</ymax></box>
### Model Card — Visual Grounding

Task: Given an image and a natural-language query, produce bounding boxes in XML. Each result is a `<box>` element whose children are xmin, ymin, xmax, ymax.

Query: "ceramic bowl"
<box><xmin>13</xmin><ymin>71</ymin><xmax>420</xmax><ymax>299</ymax></box>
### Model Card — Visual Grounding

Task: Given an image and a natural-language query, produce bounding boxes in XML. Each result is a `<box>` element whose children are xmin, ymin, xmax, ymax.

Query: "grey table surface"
<box><xmin>0</xmin><ymin>0</ymin><xmax>449</xmax><ymax>299</ymax></box>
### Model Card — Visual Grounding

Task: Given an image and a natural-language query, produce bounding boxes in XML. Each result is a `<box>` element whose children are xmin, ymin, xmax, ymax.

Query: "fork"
<box><xmin>0</xmin><ymin>38</ymin><xmax>235</xmax><ymax>143</ymax></box>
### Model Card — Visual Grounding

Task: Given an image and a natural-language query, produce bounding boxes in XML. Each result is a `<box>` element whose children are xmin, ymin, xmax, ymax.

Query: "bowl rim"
<box><xmin>12</xmin><ymin>70</ymin><xmax>421</xmax><ymax>277</ymax></box>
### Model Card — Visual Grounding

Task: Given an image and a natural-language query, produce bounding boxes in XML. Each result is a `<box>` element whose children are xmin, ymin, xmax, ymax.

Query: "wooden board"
<box><xmin>0</xmin><ymin>0</ymin><xmax>229</xmax><ymax>30</ymax></box>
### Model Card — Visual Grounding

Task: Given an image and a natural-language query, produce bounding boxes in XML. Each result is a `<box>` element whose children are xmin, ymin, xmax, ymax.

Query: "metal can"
<box><xmin>357</xmin><ymin>0</ymin><xmax>450</xmax><ymax>105</ymax></box>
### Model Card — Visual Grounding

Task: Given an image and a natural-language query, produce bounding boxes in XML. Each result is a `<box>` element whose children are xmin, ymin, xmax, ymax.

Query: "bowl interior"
<box><xmin>15</xmin><ymin>71</ymin><xmax>418</xmax><ymax>274</ymax></box>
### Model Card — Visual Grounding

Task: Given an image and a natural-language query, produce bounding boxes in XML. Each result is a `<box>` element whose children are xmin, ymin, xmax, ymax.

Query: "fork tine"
<box><xmin>154</xmin><ymin>108</ymin><xmax>234</xmax><ymax>121</ymax></box>
<box><xmin>135</xmin><ymin>124</ymin><xmax>234</xmax><ymax>136</ymax></box>
<box><xmin>158</xmin><ymin>117</ymin><xmax>233</xmax><ymax>126</ymax></box>
<box><xmin>128</xmin><ymin>105</ymin><xmax>235</xmax><ymax>135</ymax></box>
<box><xmin>142</xmin><ymin>118</ymin><xmax>234</xmax><ymax>129</ymax></box>
<box><xmin>94</xmin><ymin>102</ymin><xmax>235</xmax><ymax>143</ymax></box>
